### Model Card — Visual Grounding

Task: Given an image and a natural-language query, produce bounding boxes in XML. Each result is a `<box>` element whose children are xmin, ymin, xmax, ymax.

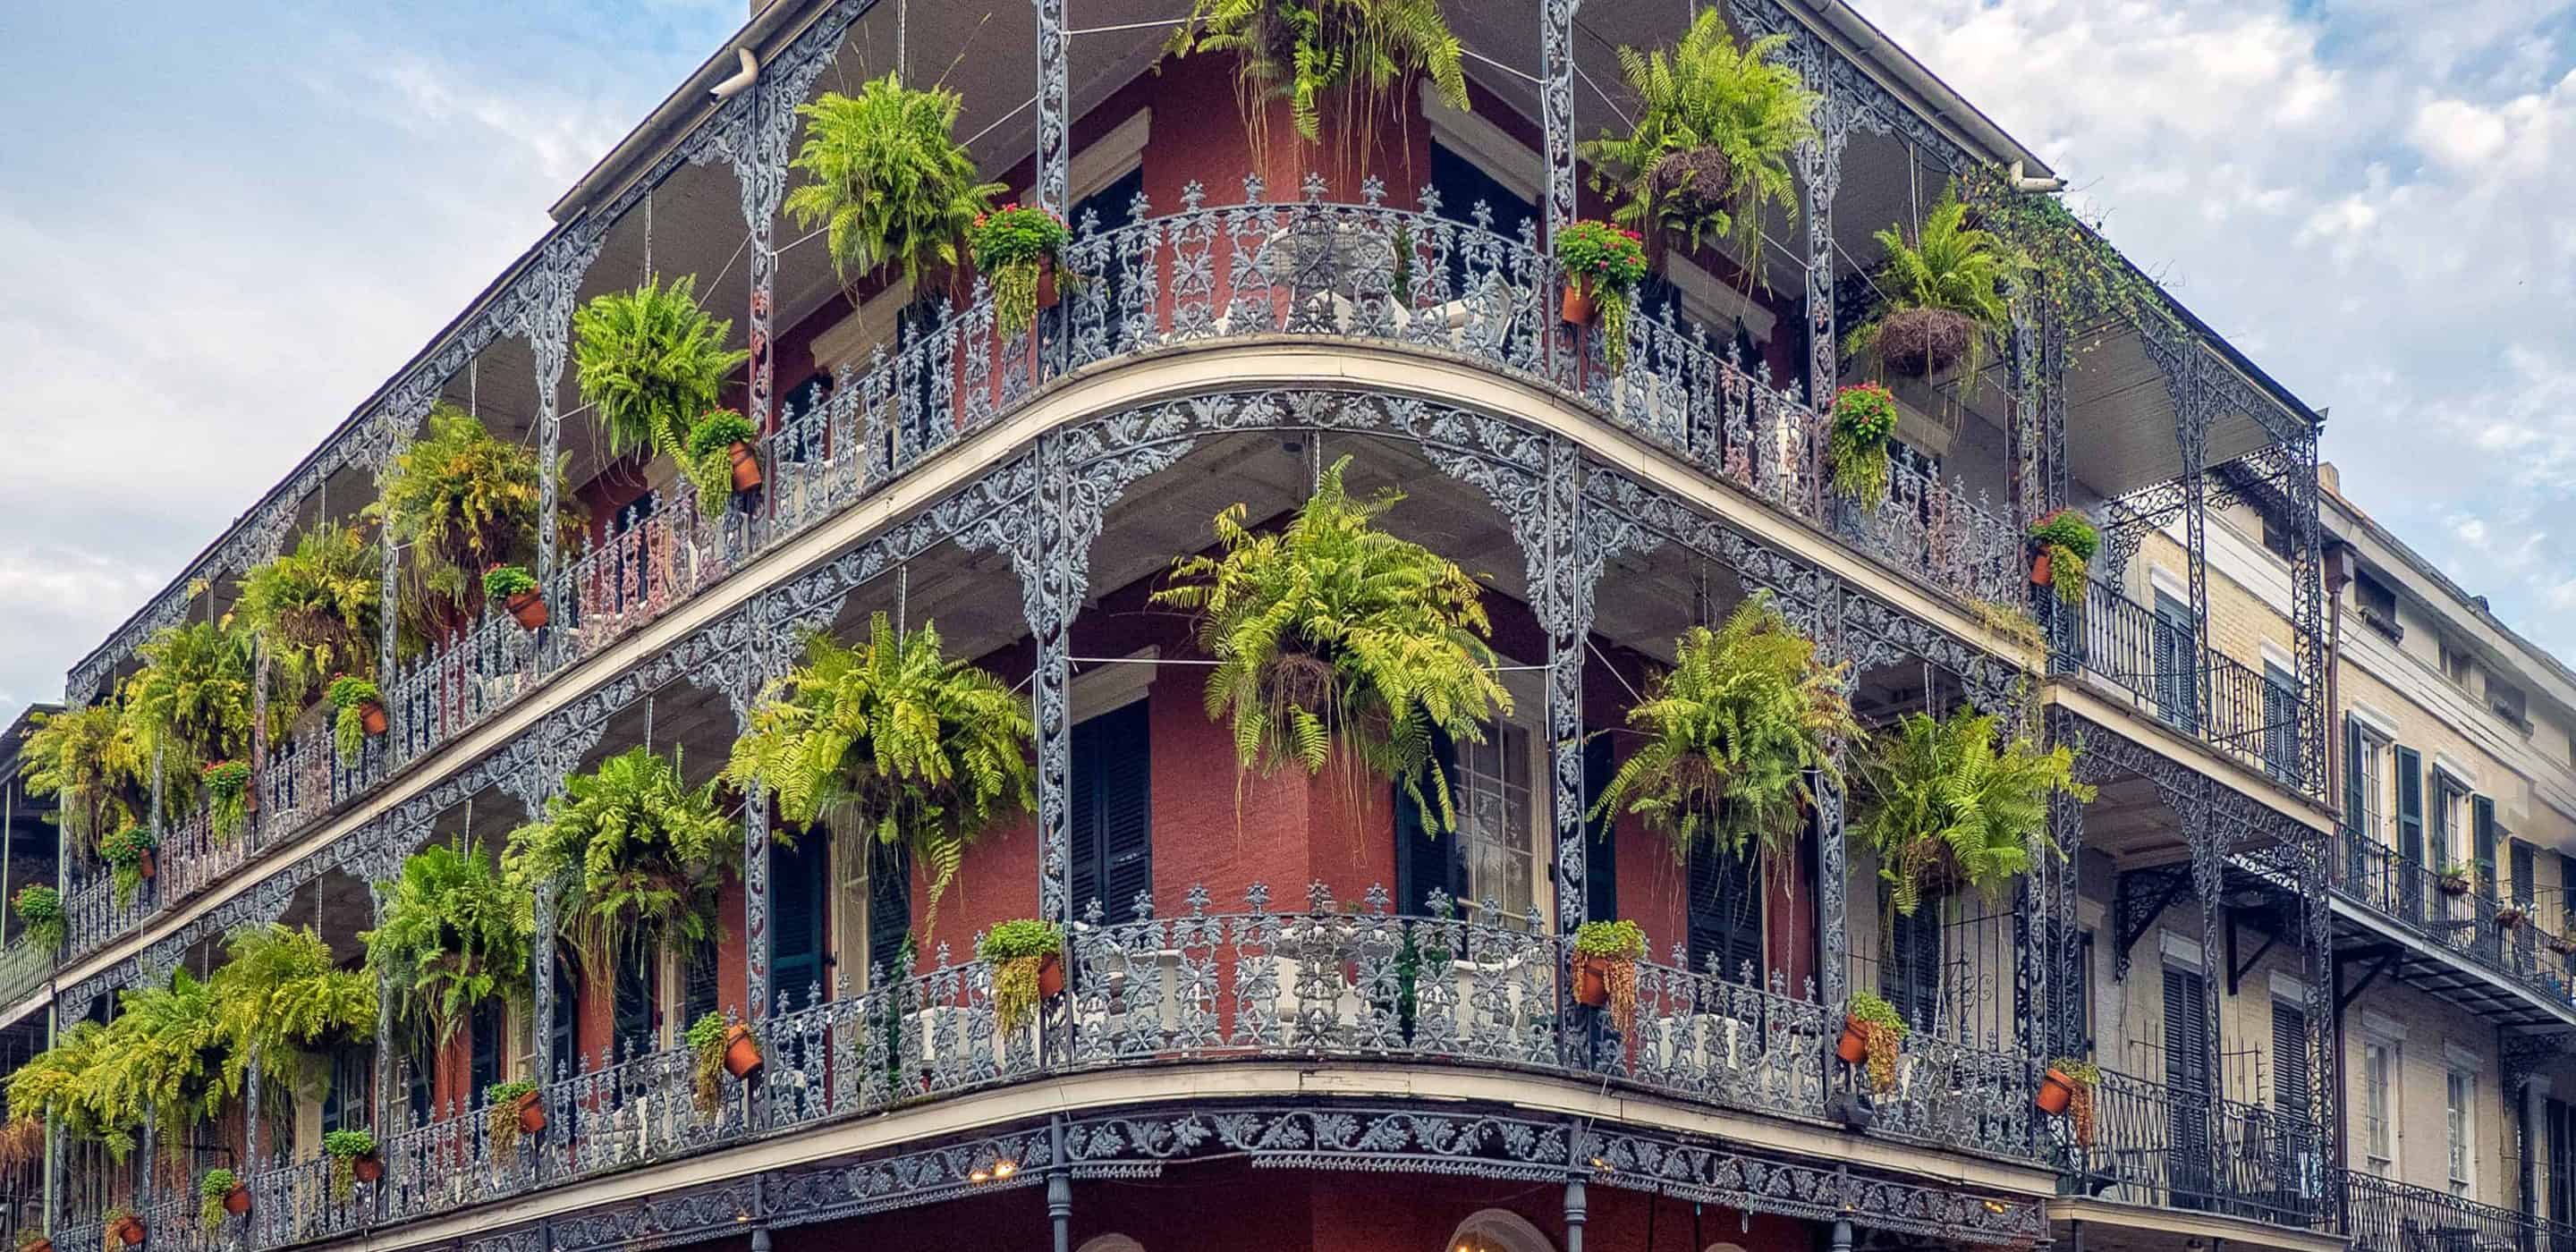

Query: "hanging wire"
<box><xmin>645</xmin><ymin>694</ymin><xmax>657</xmax><ymax>755</ymax></box>
<box><xmin>644</xmin><ymin>188</ymin><xmax>656</xmax><ymax>283</ymax></box>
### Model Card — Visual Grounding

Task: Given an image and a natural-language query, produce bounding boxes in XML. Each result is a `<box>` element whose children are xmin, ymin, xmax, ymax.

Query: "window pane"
<box><xmin>1455</xmin><ymin>723</ymin><xmax>1534</xmax><ymax>921</ymax></box>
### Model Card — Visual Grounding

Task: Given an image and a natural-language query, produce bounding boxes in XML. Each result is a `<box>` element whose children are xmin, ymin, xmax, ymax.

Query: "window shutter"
<box><xmin>770</xmin><ymin>833</ymin><xmax>828</xmax><ymax>1011</ymax></box>
<box><xmin>1581</xmin><ymin>734</ymin><xmax>1616</xmax><ymax>924</ymax></box>
<box><xmin>2551</xmin><ymin>1096</ymin><xmax>2572</xmax><ymax>1227</ymax></box>
<box><xmin>1070</xmin><ymin>703</ymin><xmax>1152</xmax><ymax>926</ymax></box>
<box><xmin>2474</xmin><ymin>796</ymin><xmax>2499</xmax><ymax>900</ymax></box>
<box><xmin>866</xmin><ymin>839</ymin><xmax>913</xmax><ymax>981</ymax></box>
<box><xmin>1395</xmin><ymin>731</ymin><xmax>1462</xmax><ymax>916</ymax></box>
<box><xmin>468</xmin><ymin>1000</ymin><xmax>503</xmax><ymax>1104</ymax></box>
<box><xmin>2343</xmin><ymin>716</ymin><xmax>2367</xmax><ymax>840</ymax></box>
<box><xmin>2163</xmin><ymin>966</ymin><xmax>2211</xmax><ymax>1093</ymax></box>
<box><xmin>2395</xmin><ymin>745</ymin><xmax>2426</xmax><ymax>914</ymax></box>
<box><xmin>2263</xmin><ymin>664</ymin><xmax>2298</xmax><ymax>783</ymax></box>
<box><xmin>613</xmin><ymin>948</ymin><xmax>655</xmax><ymax>1059</ymax></box>
<box><xmin>551</xmin><ymin>962</ymin><xmax>577</xmax><ymax>1077</ymax></box>
<box><xmin>2153</xmin><ymin>591</ymin><xmax>2198</xmax><ymax>732</ymax></box>
<box><xmin>684</xmin><ymin>937</ymin><xmax>719</xmax><ymax>1026</ymax></box>
<box><xmin>2272</xmin><ymin>999</ymin><xmax>2311</xmax><ymax>1118</ymax></box>
<box><xmin>1686</xmin><ymin>842</ymin><xmax>1762</xmax><ymax>984</ymax></box>
<box><xmin>1884</xmin><ymin>900</ymin><xmax>1943</xmax><ymax>1032</ymax></box>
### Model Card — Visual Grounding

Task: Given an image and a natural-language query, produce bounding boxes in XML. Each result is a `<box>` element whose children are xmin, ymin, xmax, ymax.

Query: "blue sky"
<box><xmin>2</xmin><ymin>0</ymin><xmax>2572</xmax><ymax>724</ymax></box>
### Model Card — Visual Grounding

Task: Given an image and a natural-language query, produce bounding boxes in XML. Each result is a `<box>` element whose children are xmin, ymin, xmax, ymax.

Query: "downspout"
<box><xmin>2322</xmin><ymin>536</ymin><xmax>2354</xmax><ymax>1205</ymax></box>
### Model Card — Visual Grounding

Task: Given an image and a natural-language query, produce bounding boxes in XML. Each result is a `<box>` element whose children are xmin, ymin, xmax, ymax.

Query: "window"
<box><xmin>2348</xmin><ymin>721</ymin><xmax>2390</xmax><ymax>844</ymax></box>
<box><xmin>2152</xmin><ymin>589</ymin><xmax>2198</xmax><ymax>732</ymax></box>
<box><xmin>2447</xmin><ymin>1067</ymin><xmax>2475</xmax><ymax>1194</ymax></box>
<box><xmin>1885</xmin><ymin>900</ymin><xmax>1946</xmax><ymax>1034</ymax></box>
<box><xmin>863</xmin><ymin>839</ymin><xmax>913</xmax><ymax>984</ymax></box>
<box><xmin>771</xmin><ymin>831</ymin><xmax>830</xmax><ymax>1011</ymax></box>
<box><xmin>2355</xmin><ymin>570</ymin><xmax>2402</xmax><ymax>639</ymax></box>
<box><xmin>2262</xmin><ymin>513</ymin><xmax>2301</xmax><ymax>562</ymax></box>
<box><xmin>1453</xmin><ymin>723</ymin><xmax>1538</xmax><ymax>919</ymax></box>
<box><xmin>613</xmin><ymin>947</ymin><xmax>655</xmax><ymax>1061</ymax></box>
<box><xmin>2362</xmin><ymin>1038</ymin><xmax>2396</xmax><ymax>1173</ymax></box>
<box><xmin>1581</xmin><ymin>734</ymin><xmax>1617</xmax><ymax>924</ymax></box>
<box><xmin>2490</xmin><ymin>678</ymin><xmax>2529</xmax><ymax>730</ymax></box>
<box><xmin>1688</xmin><ymin>839</ymin><xmax>1763</xmax><ymax>984</ymax></box>
<box><xmin>1069</xmin><ymin>701</ymin><xmax>1153</xmax><ymax>926</ymax></box>
<box><xmin>2262</xmin><ymin>662</ymin><xmax>2300</xmax><ymax>784</ymax></box>
<box><xmin>683</xmin><ymin>936</ymin><xmax>720</xmax><ymax>1030</ymax></box>
<box><xmin>469</xmin><ymin>999</ymin><xmax>504</xmax><ymax>1106</ymax></box>
<box><xmin>2442</xmin><ymin>640</ymin><xmax>2474</xmax><ymax>686</ymax></box>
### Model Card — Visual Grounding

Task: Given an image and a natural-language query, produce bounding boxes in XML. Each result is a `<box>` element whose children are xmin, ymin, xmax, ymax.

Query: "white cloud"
<box><xmin>1857</xmin><ymin>0</ymin><xmax>2576</xmax><ymax>658</ymax></box>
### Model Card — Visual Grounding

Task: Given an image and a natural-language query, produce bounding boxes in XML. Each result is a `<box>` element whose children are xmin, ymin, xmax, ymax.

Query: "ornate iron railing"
<box><xmin>2345</xmin><ymin>1167</ymin><xmax>2576</xmax><ymax>1252</ymax></box>
<box><xmin>57</xmin><ymin>180</ymin><xmax>2021</xmax><ymax>963</ymax></box>
<box><xmin>2055</xmin><ymin>578</ymin><xmax>2307</xmax><ymax>787</ymax></box>
<box><xmin>83</xmin><ymin>885</ymin><xmax>2045</xmax><ymax>1252</ymax></box>
<box><xmin>2071</xmin><ymin>1067</ymin><xmax>2330</xmax><ymax>1229</ymax></box>
<box><xmin>2334</xmin><ymin>833</ymin><xmax>2576</xmax><ymax>1007</ymax></box>
<box><xmin>0</xmin><ymin>931</ymin><xmax>51</xmax><ymax>1010</ymax></box>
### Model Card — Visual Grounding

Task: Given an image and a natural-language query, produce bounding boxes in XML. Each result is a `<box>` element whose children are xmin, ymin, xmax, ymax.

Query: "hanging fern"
<box><xmin>368</xmin><ymin>405</ymin><xmax>572</xmax><ymax>644</ymax></box>
<box><xmin>5</xmin><ymin>1019</ymin><xmax>123</xmax><ymax>1157</ymax></box>
<box><xmin>1151</xmin><ymin>454</ymin><xmax>1508</xmax><ymax>832</ymax></box>
<box><xmin>364</xmin><ymin>842</ymin><xmax>532</xmax><ymax>1052</ymax></box>
<box><xmin>20</xmin><ymin>704</ymin><xmax>145</xmax><ymax>852</ymax></box>
<box><xmin>234</xmin><ymin>524</ymin><xmax>385</xmax><ymax>701</ymax></box>
<box><xmin>504</xmin><ymin>747</ymin><xmax>739</xmax><ymax>985</ymax></box>
<box><xmin>71</xmin><ymin>971</ymin><xmax>230</xmax><ymax>1163</ymax></box>
<box><xmin>122</xmin><ymin>621</ymin><xmax>267</xmax><ymax>809</ymax></box>
<box><xmin>724</xmin><ymin>615</ymin><xmax>1032</xmax><ymax>937</ymax></box>
<box><xmin>208</xmin><ymin>925</ymin><xmax>375</xmax><ymax>1115</ymax></box>
<box><xmin>1844</xmin><ymin>188</ymin><xmax>2021</xmax><ymax>381</ymax></box>
<box><xmin>572</xmin><ymin>275</ymin><xmax>749</xmax><ymax>483</ymax></box>
<box><xmin>1164</xmin><ymin>0</ymin><xmax>1469</xmax><ymax>152</ymax></box>
<box><xmin>1852</xmin><ymin>709</ymin><xmax>2092</xmax><ymax>917</ymax></box>
<box><xmin>785</xmin><ymin>74</ymin><xmax>1004</xmax><ymax>291</ymax></box>
<box><xmin>1589</xmin><ymin>596</ymin><xmax>1856</xmax><ymax>867</ymax></box>
<box><xmin>1582</xmin><ymin>15</ymin><xmax>1816</xmax><ymax>263</ymax></box>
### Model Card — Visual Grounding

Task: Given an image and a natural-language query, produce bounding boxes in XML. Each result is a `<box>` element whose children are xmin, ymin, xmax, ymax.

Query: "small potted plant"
<box><xmin>487</xmin><ymin>1079</ymin><xmax>543</xmax><ymax>1160</ymax></box>
<box><xmin>2436</xmin><ymin>861</ymin><xmax>2474</xmax><ymax>897</ymax></box>
<box><xmin>15</xmin><ymin>884</ymin><xmax>65</xmax><ymax>953</ymax></box>
<box><xmin>685</xmin><ymin>1011</ymin><xmax>762</xmax><ymax>1118</ymax></box>
<box><xmin>2496</xmin><ymin>901</ymin><xmax>2528</xmax><ymax>929</ymax></box>
<box><xmin>979</xmin><ymin>918</ymin><xmax>1064</xmax><ymax>1033</ymax></box>
<box><xmin>969</xmin><ymin>203</ymin><xmax>1072</xmax><ymax>338</ymax></box>
<box><xmin>330</xmin><ymin>675</ymin><xmax>388</xmax><ymax>765</ymax></box>
<box><xmin>202</xmin><ymin>758</ymin><xmax>253</xmax><ymax>841</ymax></box>
<box><xmin>1837</xmin><ymin>991</ymin><xmax>1908</xmax><ymax>1095</ymax></box>
<box><xmin>324</xmin><ymin>1128</ymin><xmax>380</xmax><ymax>1199</ymax></box>
<box><xmin>1555</xmin><ymin>221</ymin><xmax>1649</xmax><ymax>368</ymax></box>
<box><xmin>99</xmin><ymin>826</ymin><xmax>157</xmax><ymax>906</ymax></box>
<box><xmin>2026</xmin><ymin>509</ymin><xmax>2099</xmax><ymax>606</ymax></box>
<box><xmin>2039</xmin><ymin>1057</ymin><xmax>2100</xmax><ymax>1146</ymax></box>
<box><xmin>101</xmin><ymin>1205</ymin><xmax>141</xmax><ymax>1249</ymax></box>
<box><xmin>1570</xmin><ymin>919</ymin><xmax>1648</xmax><ymax>1035</ymax></box>
<box><xmin>19</xmin><ymin>1224</ymin><xmax>53</xmax><ymax>1252</ymax></box>
<box><xmin>2550</xmin><ymin>929</ymin><xmax>2576</xmax><ymax>958</ymax></box>
<box><xmin>686</xmin><ymin>410</ymin><xmax>762</xmax><ymax>515</ymax></box>
<box><xmin>199</xmin><ymin>1168</ymin><xmax>246</xmax><ymax>1235</ymax></box>
<box><xmin>1827</xmin><ymin>383</ymin><xmax>1900</xmax><ymax>510</ymax></box>
<box><xmin>485</xmin><ymin>566</ymin><xmax>547</xmax><ymax>631</ymax></box>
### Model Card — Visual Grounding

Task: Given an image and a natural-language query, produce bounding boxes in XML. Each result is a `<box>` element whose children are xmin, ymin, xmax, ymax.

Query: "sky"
<box><xmin>0</xmin><ymin>0</ymin><xmax>2572</xmax><ymax>726</ymax></box>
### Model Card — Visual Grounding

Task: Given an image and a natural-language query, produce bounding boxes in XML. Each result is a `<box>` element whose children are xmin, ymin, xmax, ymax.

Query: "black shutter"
<box><xmin>2514</xmin><ymin>840</ymin><xmax>2538</xmax><ymax>969</ymax></box>
<box><xmin>2263</xmin><ymin>663</ymin><xmax>2297</xmax><ymax>783</ymax></box>
<box><xmin>866</xmin><ymin>839</ymin><xmax>913</xmax><ymax>981</ymax></box>
<box><xmin>2395</xmin><ymin>747</ymin><xmax>2425</xmax><ymax>920</ymax></box>
<box><xmin>321</xmin><ymin>1050</ymin><xmax>346</xmax><ymax>1134</ymax></box>
<box><xmin>613</xmin><ymin>947</ymin><xmax>655</xmax><ymax>1059</ymax></box>
<box><xmin>770</xmin><ymin>831</ymin><xmax>828</xmax><ymax>1011</ymax></box>
<box><xmin>468</xmin><ymin>999</ymin><xmax>503</xmax><ymax>1103</ymax></box>
<box><xmin>550</xmin><ymin>962</ymin><xmax>577</xmax><ymax>1077</ymax></box>
<box><xmin>1884</xmin><ymin>900</ymin><xmax>1943</xmax><ymax>1032</ymax></box>
<box><xmin>1686</xmin><ymin>842</ymin><xmax>1762</xmax><ymax>983</ymax></box>
<box><xmin>1395</xmin><ymin>731</ymin><xmax>1462</xmax><ymax>916</ymax></box>
<box><xmin>1070</xmin><ymin>702</ymin><xmax>1152</xmax><ymax>925</ymax></box>
<box><xmin>2165</xmin><ymin>964</ymin><xmax>2215</xmax><ymax>1203</ymax></box>
<box><xmin>2551</xmin><ymin>1096</ymin><xmax>2572</xmax><ymax>1227</ymax></box>
<box><xmin>405</xmin><ymin>1041</ymin><xmax>433</xmax><ymax>1125</ymax></box>
<box><xmin>1581</xmin><ymin>734</ymin><xmax>1617</xmax><ymax>924</ymax></box>
<box><xmin>2475</xmin><ymin>796</ymin><xmax>2499</xmax><ymax>899</ymax></box>
<box><xmin>2153</xmin><ymin>591</ymin><xmax>2198</xmax><ymax>733</ymax></box>
<box><xmin>684</xmin><ymin>937</ymin><xmax>719</xmax><ymax>1027</ymax></box>
<box><xmin>2344</xmin><ymin>716</ymin><xmax>2368</xmax><ymax>885</ymax></box>
<box><xmin>2272</xmin><ymin>999</ymin><xmax>2311</xmax><ymax>1119</ymax></box>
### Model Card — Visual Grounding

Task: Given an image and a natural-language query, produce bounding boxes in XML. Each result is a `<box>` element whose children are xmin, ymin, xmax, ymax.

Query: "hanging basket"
<box><xmin>351</xmin><ymin>1154</ymin><xmax>385</xmax><ymax>1184</ymax></box>
<box><xmin>136</xmin><ymin>850</ymin><xmax>157</xmax><ymax>882</ymax></box>
<box><xmin>1561</xmin><ymin>282</ymin><xmax>1599</xmax><ymax>327</ymax></box>
<box><xmin>222</xmin><ymin>1186</ymin><xmax>251</xmax><ymax>1217</ymax></box>
<box><xmin>1037</xmin><ymin>954</ymin><xmax>1066</xmax><ymax>1002</ymax></box>
<box><xmin>2037</xmin><ymin>1068</ymin><xmax>2077</xmax><ymax>1115</ymax></box>
<box><xmin>1877</xmin><ymin>308</ymin><xmax>1975</xmax><ymax>377</ymax></box>
<box><xmin>109</xmin><ymin>1217</ymin><xmax>144</xmax><ymax>1248</ymax></box>
<box><xmin>513</xmin><ymin>1089</ymin><xmax>547</xmax><ymax>1136</ymax></box>
<box><xmin>2029</xmin><ymin>548</ymin><xmax>2054</xmax><ymax>588</ymax></box>
<box><xmin>1648</xmin><ymin>146</ymin><xmax>1739</xmax><ymax>225</ymax></box>
<box><xmin>1835</xmin><ymin>1015</ymin><xmax>1870</xmax><ymax>1064</ymax></box>
<box><xmin>727</xmin><ymin>443</ymin><xmax>763</xmax><ymax>493</ymax></box>
<box><xmin>360</xmin><ymin>701</ymin><xmax>390</xmax><ymax>736</ymax></box>
<box><xmin>1572</xmin><ymin>954</ymin><xmax>1615</xmax><ymax>1008</ymax></box>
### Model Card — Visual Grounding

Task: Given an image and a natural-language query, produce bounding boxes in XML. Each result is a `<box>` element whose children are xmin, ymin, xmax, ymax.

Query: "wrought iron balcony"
<box><xmin>2333</xmin><ymin>832</ymin><xmax>2576</xmax><ymax>1009</ymax></box>
<box><xmin>51</xmin><ymin>180</ymin><xmax>2026</xmax><ymax>965</ymax></box>
<box><xmin>2053</xmin><ymin>578</ymin><xmax>2308</xmax><ymax>789</ymax></box>
<box><xmin>2345</xmin><ymin>1167</ymin><xmax>2576</xmax><ymax>1252</ymax></box>
<box><xmin>2069</xmin><ymin>1067</ymin><xmax>2330</xmax><ymax>1229</ymax></box>
<box><xmin>64</xmin><ymin>884</ymin><xmax>2048</xmax><ymax>1252</ymax></box>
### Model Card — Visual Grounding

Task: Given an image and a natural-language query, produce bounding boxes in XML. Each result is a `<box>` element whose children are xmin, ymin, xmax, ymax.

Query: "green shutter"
<box><xmin>2395</xmin><ymin>747</ymin><xmax>2425</xmax><ymax>865</ymax></box>
<box><xmin>1395</xmin><ymin>731</ymin><xmax>1461</xmax><ymax>916</ymax></box>
<box><xmin>1581</xmin><ymin>734</ymin><xmax>1617</xmax><ymax>925</ymax></box>
<box><xmin>2474</xmin><ymin>795</ymin><xmax>2498</xmax><ymax>900</ymax></box>
<box><xmin>2343</xmin><ymin>716</ymin><xmax>2366</xmax><ymax>838</ymax></box>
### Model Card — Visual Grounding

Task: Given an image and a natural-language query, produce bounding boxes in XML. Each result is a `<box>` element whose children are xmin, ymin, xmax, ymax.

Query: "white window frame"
<box><xmin>1451</xmin><ymin>663</ymin><xmax>1547</xmax><ymax>927</ymax></box>
<box><xmin>2445</xmin><ymin>1064</ymin><xmax>2475</xmax><ymax>1194</ymax></box>
<box><xmin>2355</xmin><ymin>726</ymin><xmax>2391</xmax><ymax>847</ymax></box>
<box><xmin>2360</xmin><ymin>1018</ymin><xmax>2404</xmax><ymax>1176</ymax></box>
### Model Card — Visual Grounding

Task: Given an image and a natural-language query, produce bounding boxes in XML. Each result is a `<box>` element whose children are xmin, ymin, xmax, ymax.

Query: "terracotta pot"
<box><xmin>111</xmin><ymin>1218</ymin><xmax>143</xmax><ymax>1247</ymax></box>
<box><xmin>1835</xmin><ymin>1015</ymin><xmax>1870</xmax><ymax>1065</ymax></box>
<box><xmin>360</xmin><ymin>701</ymin><xmax>390</xmax><ymax>736</ymax></box>
<box><xmin>2497</xmin><ymin>909</ymin><xmax>2525</xmax><ymax>930</ymax></box>
<box><xmin>722</xmin><ymin>1024</ymin><xmax>764</xmax><ymax>1080</ymax></box>
<box><xmin>25</xmin><ymin>1237</ymin><xmax>50</xmax><ymax>1252</ymax></box>
<box><xmin>1572</xmin><ymin>954</ymin><xmax>1614</xmax><ymax>1008</ymax></box>
<box><xmin>137</xmin><ymin>849</ymin><xmax>157</xmax><ymax>881</ymax></box>
<box><xmin>1561</xmin><ymin>282</ymin><xmax>1598</xmax><ymax>327</ymax></box>
<box><xmin>1036</xmin><ymin>256</ymin><xmax>1061</xmax><ymax>312</ymax></box>
<box><xmin>2439</xmin><ymin>877</ymin><xmax>2471</xmax><ymax>897</ymax></box>
<box><xmin>2029</xmin><ymin>548</ymin><xmax>2054</xmax><ymax>588</ymax></box>
<box><xmin>504</xmin><ymin>589</ymin><xmax>549</xmax><ymax>631</ymax></box>
<box><xmin>352</xmin><ymin>1154</ymin><xmax>385</xmax><ymax>1184</ymax></box>
<box><xmin>2037</xmin><ymin>1068</ymin><xmax>2076</xmax><ymax>1116</ymax></box>
<box><xmin>514</xmin><ymin>1090</ymin><xmax>547</xmax><ymax>1136</ymax></box>
<box><xmin>223</xmin><ymin>1185</ymin><xmax>251</xmax><ymax>1216</ymax></box>
<box><xmin>727</xmin><ymin>442</ymin><xmax>762</xmax><ymax>493</ymax></box>
<box><xmin>1037</xmin><ymin>954</ymin><xmax>1065</xmax><ymax>1002</ymax></box>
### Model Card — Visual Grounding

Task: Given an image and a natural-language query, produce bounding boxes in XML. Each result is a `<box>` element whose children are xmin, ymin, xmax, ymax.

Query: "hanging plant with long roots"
<box><xmin>572</xmin><ymin>275</ymin><xmax>749</xmax><ymax>510</ymax></box>
<box><xmin>1590</xmin><ymin>596</ymin><xmax>1855</xmax><ymax>869</ymax></box>
<box><xmin>1581</xmin><ymin>13</ymin><xmax>1817</xmax><ymax>262</ymax></box>
<box><xmin>20</xmin><ymin>703</ymin><xmax>145</xmax><ymax>852</ymax></box>
<box><xmin>785</xmin><ymin>74</ymin><xmax>1004</xmax><ymax>292</ymax></box>
<box><xmin>504</xmin><ymin>747</ymin><xmax>740</xmax><ymax>986</ymax></box>
<box><xmin>724</xmin><ymin>615</ymin><xmax>1032</xmax><ymax>937</ymax></box>
<box><xmin>208</xmin><ymin>925</ymin><xmax>376</xmax><ymax>1115</ymax></box>
<box><xmin>369</xmin><ymin>405</ymin><xmax>572</xmax><ymax>643</ymax></box>
<box><xmin>1163</xmin><ymin>0</ymin><xmax>1470</xmax><ymax>155</ymax></box>
<box><xmin>234</xmin><ymin>524</ymin><xmax>386</xmax><ymax>704</ymax></box>
<box><xmin>1151</xmin><ymin>454</ymin><xmax>1509</xmax><ymax>832</ymax></box>
<box><xmin>362</xmin><ymin>842</ymin><xmax>530</xmax><ymax>1053</ymax></box>
<box><xmin>1852</xmin><ymin>707</ymin><xmax>2090</xmax><ymax>917</ymax></box>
